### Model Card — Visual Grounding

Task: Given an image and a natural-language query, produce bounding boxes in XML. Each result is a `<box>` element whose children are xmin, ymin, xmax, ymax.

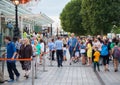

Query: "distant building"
<box><xmin>0</xmin><ymin>0</ymin><xmax>53</xmax><ymax>44</ymax></box>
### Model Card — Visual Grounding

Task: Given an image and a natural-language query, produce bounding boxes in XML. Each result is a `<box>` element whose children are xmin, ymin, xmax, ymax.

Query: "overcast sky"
<box><xmin>31</xmin><ymin>0</ymin><xmax>70</xmax><ymax>26</ymax></box>
<box><xmin>32</xmin><ymin>0</ymin><xmax>70</xmax><ymax>16</ymax></box>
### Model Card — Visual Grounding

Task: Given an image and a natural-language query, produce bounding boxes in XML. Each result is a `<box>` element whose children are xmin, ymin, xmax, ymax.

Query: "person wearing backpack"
<box><xmin>101</xmin><ymin>40</ymin><xmax>109</xmax><ymax>71</ymax></box>
<box><xmin>112</xmin><ymin>41</ymin><xmax>120</xmax><ymax>72</ymax></box>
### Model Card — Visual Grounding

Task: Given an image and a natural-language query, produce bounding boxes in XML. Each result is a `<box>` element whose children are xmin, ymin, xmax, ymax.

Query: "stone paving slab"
<box><xmin>1</xmin><ymin>49</ymin><xmax>120</xmax><ymax>85</ymax></box>
<box><xmin>1</xmin><ymin>61</ymin><xmax>101</xmax><ymax>85</ymax></box>
<box><xmin>1</xmin><ymin>61</ymin><xmax>120</xmax><ymax>85</ymax></box>
<box><xmin>98</xmin><ymin>61</ymin><xmax>120</xmax><ymax>85</ymax></box>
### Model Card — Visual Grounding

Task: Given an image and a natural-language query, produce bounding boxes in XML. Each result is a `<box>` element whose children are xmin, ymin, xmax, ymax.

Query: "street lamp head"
<box><xmin>11</xmin><ymin>0</ymin><xmax>20</xmax><ymax>5</ymax></box>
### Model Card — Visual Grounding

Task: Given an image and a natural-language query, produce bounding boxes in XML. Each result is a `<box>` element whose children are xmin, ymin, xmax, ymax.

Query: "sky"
<box><xmin>31</xmin><ymin>0</ymin><xmax>70</xmax><ymax>27</ymax></box>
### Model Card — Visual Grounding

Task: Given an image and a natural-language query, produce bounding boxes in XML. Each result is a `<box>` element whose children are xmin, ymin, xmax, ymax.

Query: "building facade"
<box><xmin>0</xmin><ymin>0</ymin><xmax>54</xmax><ymax>44</ymax></box>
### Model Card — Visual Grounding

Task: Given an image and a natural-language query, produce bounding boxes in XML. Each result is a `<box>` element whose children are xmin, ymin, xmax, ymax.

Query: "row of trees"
<box><xmin>60</xmin><ymin>0</ymin><xmax>120</xmax><ymax>35</ymax></box>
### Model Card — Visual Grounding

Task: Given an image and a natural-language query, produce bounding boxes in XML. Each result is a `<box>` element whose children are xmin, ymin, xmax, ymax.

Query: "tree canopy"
<box><xmin>60</xmin><ymin>0</ymin><xmax>120</xmax><ymax>35</ymax></box>
<box><xmin>60</xmin><ymin>0</ymin><xmax>85</xmax><ymax>35</ymax></box>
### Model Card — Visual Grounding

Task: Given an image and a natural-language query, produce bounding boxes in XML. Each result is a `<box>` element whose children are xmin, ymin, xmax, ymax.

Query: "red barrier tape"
<box><xmin>0</xmin><ymin>58</ymin><xmax>32</xmax><ymax>61</ymax></box>
<box><xmin>0</xmin><ymin>51</ymin><xmax>51</xmax><ymax>61</ymax></box>
<box><xmin>44</xmin><ymin>51</ymin><xmax>50</xmax><ymax>55</ymax></box>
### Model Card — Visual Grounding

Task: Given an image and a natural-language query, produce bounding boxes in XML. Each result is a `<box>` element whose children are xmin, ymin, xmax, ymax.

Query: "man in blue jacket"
<box><xmin>4</xmin><ymin>36</ymin><xmax>20</xmax><ymax>82</ymax></box>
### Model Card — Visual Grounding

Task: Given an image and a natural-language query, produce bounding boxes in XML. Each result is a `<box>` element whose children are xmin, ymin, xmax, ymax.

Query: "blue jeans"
<box><xmin>56</xmin><ymin>50</ymin><xmax>63</xmax><ymax>66</ymax></box>
<box><xmin>69</xmin><ymin>47</ymin><xmax>75</xmax><ymax>58</ymax></box>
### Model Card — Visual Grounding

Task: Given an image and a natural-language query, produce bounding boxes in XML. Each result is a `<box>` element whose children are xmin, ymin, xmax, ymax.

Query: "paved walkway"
<box><xmin>0</xmin><ymin>50</ymin><xmax>120</xmax><ymax>85</ymax></box>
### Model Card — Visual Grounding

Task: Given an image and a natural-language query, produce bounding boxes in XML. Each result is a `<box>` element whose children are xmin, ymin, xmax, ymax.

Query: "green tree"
<box><xmin>81</xmin><ymin>0</ymin><xmax>120</xmax><ymax>35</ymax></box>
<box><xmin>60</xmin><ymin>0</ymin><xmax>85</xmax><ymax>35</ymax></box>
<box><xmin>112</xmin><ymin>26</ymin><xmax>120</xmax><ymax>34</ymax></box>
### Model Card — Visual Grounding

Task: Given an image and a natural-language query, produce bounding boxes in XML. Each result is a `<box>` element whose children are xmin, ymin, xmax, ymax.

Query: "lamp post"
<box><xmin>11</xmin><ymin>0</ymin><xmax>20</xmax><ymax>39</ymax></box>
<box><xmin>51</xmin><ymin>24</ymin><xmax>52</xmax><ymax>36</ymax></box>
<box><xmin>57</xmin><ymin>27</ymin><xmax>58</xmax><ymax>37</ymax></box>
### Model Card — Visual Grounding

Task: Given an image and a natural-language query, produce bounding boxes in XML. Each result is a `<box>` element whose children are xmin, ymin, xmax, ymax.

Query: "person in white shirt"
<box><xmin>62</xmin><ymin>37</ymin><xmax>67</xmax><ymax>61</ymax></box>
<box><xmin>63</xmin><ymin>44</ymin><xmax>67</xmax><ymax>61</ymax></box>
<box><xmin>93</xmin><ymin>39</ymin><xmax>102</xmax><ymax>51</ymax></box>
<box><xmin>40</xmin><ymin>39</ymin><xmax>45</xmax><ymax>65</ymax></box>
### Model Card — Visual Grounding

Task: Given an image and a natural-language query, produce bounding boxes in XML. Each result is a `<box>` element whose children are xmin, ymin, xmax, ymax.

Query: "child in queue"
<box><xmin>93</xmin><ymin>47</ymin><xmax>100</xmax><ymax>72</ymax></box>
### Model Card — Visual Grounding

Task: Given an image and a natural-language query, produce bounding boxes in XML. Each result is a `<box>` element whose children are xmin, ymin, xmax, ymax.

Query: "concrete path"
<box><xmin>0</xmin><ymin>50</ymin><xmax>120</xmax><ymax>85</ymax></box>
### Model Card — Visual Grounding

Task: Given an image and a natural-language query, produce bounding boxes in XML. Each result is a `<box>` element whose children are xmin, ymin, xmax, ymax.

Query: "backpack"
<box><xmin>113</xmin><ymin>47</ymin><xmax>120</xmax><ymax>58</ymax></box>
<box><xmin>101</xmin><ymin>45</ymin><xmax>108</xmax><ymax>56</ymax></box>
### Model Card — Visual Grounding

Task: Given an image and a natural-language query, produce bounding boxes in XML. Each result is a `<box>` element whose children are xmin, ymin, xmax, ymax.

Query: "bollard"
<box><xmin>1</xmin><ymin>55</ymin><xmax>5</xmax><ymax>81</ymax></box>
<box><xmin>43</xmin><ymin>54</ymin><xmax>47</xmax><ymax>72</ymax></box>
<box><xmin>34</xmin><ymin>57</ymin><xmax>37</xmax><ymax>79</ymax></box>
<box><xmin>1</xmin><ymin>57</ymin><xmax>5</xmax><ymax>77</ymax></box>
<box><xmin>32</xmin><ymin>58</ymin><xmax>35</xmax><ymax>85</ymax></box>
<box><xmin>50</xmin><ymin>51</ymin><xmax>52</xmax><ymax>66</ymax></box>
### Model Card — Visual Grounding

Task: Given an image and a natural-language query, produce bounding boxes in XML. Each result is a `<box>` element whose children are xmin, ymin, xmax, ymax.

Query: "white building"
<box><xmin>0</xmin><ymin>0</ymin><xmax>54</xmax><ymax>44</ymax></box>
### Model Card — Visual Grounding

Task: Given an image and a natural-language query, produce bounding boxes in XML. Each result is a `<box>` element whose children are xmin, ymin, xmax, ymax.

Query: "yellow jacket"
<box><xmin>94</xmin><ymin>51</ymin><xmax>100</xmax><ymax>62</ymax></box>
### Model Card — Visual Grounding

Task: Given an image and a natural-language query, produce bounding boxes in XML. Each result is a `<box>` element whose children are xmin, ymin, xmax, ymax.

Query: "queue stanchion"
<box><xmin>1</xmin><ymin>54</ymin><xmax>5</xmax><ymax>82</ymax></box>
<box><xmin>43</xmin><ymin>53</ymin><xmax>47</xmax><ymax>72</ymax></box>
<box><xmin>34</xmin><ymin>57</ymin><xmax>37</xmax><ymax>79</ymax></box>
<box><xmin>50</xmin><ymin>51</ymin><xmax>53</xmax><ymax>66</ymax></box>
<box><xmin>32</xmin><ymin>58</ymin><xmax>35</xmax><ymax>85</ymax></box>
<box><xmin>1</xmin><ymin>50</ymin><xmax>6</xmax><ymax>82</ymax></box>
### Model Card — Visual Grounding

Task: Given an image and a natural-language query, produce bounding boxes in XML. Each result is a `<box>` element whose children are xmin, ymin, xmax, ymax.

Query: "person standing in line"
<box><xmin>34</xmin><ymin>40</ymin><xmax>41</xmax><ymax>66</ymax></box>
<box><xmin>93</xmin><ymin>47</ymin><xmax>100</xmax><ymax>72</ymax></box>
<box><xmin>23</xmin><ymin>31</ymin><xmax>27</xmax><ymax>39</ymax></box>
<box><xmin>112</xmin><ymin>40</ymin><xmax>120</xmax><ymax>72</ymax></box>
<box><xmin>4</xmin><ymin>36</ymin><xmax>20</xmax><ymax>82</ymax></box>
<box><xmin>80</xmin><ymin>41</ymin><xmax>86</xmax><ymax>65</ymax></box>
<box><xmin>63</xmin><ymin>44</ymin><xmax>67</xmax><ymax>61</ymax></box>
<box><xmin>19</xmin><ymin>38</ymin><xmax>33</xmax><ymax>79</ymax></box>
<box><xmin>101</xmin><ymin>40</ymin><xmax>109</xmax><ymax>71</ymax></box>
<box><xmin>74</xmin><ymin>37</ymin><xmax>81</xmax><ymax>62</ymax></box>
<box><xmin>13</xmin><ymin>37</ymin><xmax>21</xmax><ymax>52</ymax></box>
<box><xmin>86</xmin><ymin>39</ymin><xmax>93</xmax><ymax>66</ymax></box>
<box><xmin>48</xmin><ymin>39</ymin><xmax>55</xmax><ymax>61</ymax></box>
<box><xmin>67</xmin><ymin>33</ymin><xmax>78</xmax><ymax>65</ymax></box>
<box><xmin>97</xmin><ymin>37</ymin><xmax>103</xmax><ymax>66</ymax></box>
<box><xmin>55</xmin><ymin>37</ymin><xmax>63</xmax><ymax>67</ymax></box>
<box><xmin>62</xmin><ymin>37</ymin><xmax>67</xmax><ymax>61</ymax></box>
<box><xmin>40</xmin><ymin>39</ymin><xmax>45</xmax><ymax>65</ymax></box>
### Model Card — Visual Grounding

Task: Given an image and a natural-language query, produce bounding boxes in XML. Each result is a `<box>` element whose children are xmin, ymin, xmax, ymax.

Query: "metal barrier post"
<box><xmin>35</xmin><ymin>57</ymin><xmax>37</xmax><ymax>79</ymax></box>
<box><xmin>43</xmin><ymin>54</ymin><xmax>47</xmax><ymax>72</ymax></box>
<box><xmin>50</xmin><ymin>51</ymin><xmax>52</xmax><ymax>66</ymax></box>
<box><xmin>32</xmin><ymin>58</ymin><xmax>35</xmax><ymax>85</ymax></box>
<box><xmin>1</xmin><ymin>55</ymin><xmax>5</xmax><ymax>81</ymax></box>
<box><xmin>1</xmin><ymin>50</ymin><xmax>6</xmax><ymax>81</ymax></box>
<box><xmin>2</xmin><ymin>56</ymin><xmax>5</xmax><ymax>74</ymax></box>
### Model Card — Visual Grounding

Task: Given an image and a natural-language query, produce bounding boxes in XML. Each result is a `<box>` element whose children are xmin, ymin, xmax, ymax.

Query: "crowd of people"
<box><xmin>66</xmin><ymin>33</ymin><xmax>120</xmax><ymax>72</ymax></box>
<box><xmin>1</xmin><ymin>31</ymin><xmax>120</xmax><ymax>83</ymax></box>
